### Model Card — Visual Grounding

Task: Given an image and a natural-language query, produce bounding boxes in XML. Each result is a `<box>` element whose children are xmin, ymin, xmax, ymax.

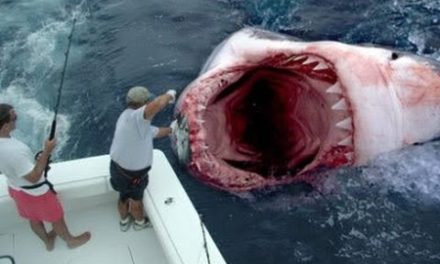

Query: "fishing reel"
<box><xmin>34</xmin><ymin>150</ymin><xmax>52</xmax><ymax>171</ymax></box>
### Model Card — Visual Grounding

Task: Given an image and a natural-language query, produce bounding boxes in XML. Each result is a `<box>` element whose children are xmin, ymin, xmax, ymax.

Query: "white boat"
<box><xmin>0</xmin><ymin>150</ymin><xmax>226</xmax><ymax>264</ymax></box>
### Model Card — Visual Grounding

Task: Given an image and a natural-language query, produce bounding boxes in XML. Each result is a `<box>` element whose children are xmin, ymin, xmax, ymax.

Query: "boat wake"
<box><xmin>0</xmin><ymin>1</ymin><xmax>90</xmax><ymax>157</ymax></box>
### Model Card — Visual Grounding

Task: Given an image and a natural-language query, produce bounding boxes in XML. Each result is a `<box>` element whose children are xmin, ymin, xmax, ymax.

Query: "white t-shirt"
<box><xmin>0</xmin><ymin>137</ymin><xmax>49</xmax><ymax>195</ymax></box>
<box><xmin>110</xmin><ymin>106</ymin><xmax>159</xmax><ymax>171</ymax></box>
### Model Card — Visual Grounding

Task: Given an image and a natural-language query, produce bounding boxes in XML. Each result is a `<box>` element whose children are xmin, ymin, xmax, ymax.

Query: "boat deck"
<box><xmin>0</xmin><ymin>192</ymin><xmax>168</xmax><ymax>264</ymax></box>
<box><xmin>0</xmin><ymin>150</ymin><xmax>226</xmax><ymax>264</ymax></box>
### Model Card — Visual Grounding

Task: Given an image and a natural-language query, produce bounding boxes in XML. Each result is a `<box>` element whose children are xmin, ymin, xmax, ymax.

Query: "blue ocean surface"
<box><xmin>1</xmin><ymin>0</ymin><xmax>440</xmax><ymax>263</ymax></box>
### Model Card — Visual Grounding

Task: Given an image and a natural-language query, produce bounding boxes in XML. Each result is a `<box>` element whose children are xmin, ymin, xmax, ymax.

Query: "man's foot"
<box><xmin>133</xmin><ymin>218</ymin><xmax>152</xmax><ymax>231</ymax></box>
<box><xmin>45</xmin><ymin>229</ymin><xmax>56</xmax><ymax>251</ymax></box>
<box><xmin>67</xmin><ymin>232</ymin><xmax>91</xmax><ymax>249</ymax></box>
<box><xmin>119</xmin><ymin>216</ymin><xmax>133</xmax><ymax>232</ymax></box>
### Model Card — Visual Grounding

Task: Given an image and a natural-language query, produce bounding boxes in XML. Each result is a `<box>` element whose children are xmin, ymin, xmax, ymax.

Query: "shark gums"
<box><xmin>171</xmin><ymin>27</ymin><xmax>440</xmax><ymax>192</ymax></box>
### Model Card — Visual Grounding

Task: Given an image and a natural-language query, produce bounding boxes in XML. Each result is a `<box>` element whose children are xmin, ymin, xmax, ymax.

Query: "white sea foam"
<box><xmin>361</xmin><ymin>142</ymin><xmax>440</xmax><ymax>204</ymax></box>
<box><xmin>0</xmin><ymin>2</ymin><xmax>90</xmax><ymax>160</ymax></box>
<box><xmin>0</xmin><ymin>85</ymin><xmax>70</xmax><ymax>160</ymax></box>
<box><xmin>408</xmin><ymin>29</ymin><xmax>427</xmax><ymax>54</ymax></box>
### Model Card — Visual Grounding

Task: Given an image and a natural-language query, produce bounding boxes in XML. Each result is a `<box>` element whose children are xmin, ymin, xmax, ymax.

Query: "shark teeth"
<box><xmin>302</xmin><ymin>56</ymin><xmax>329</xmax><ymax>70</ymax></box>
<box><xmin>196</xmin><ymin>118</ymin><xmax>205</xmax><ymax>125</ymax></box>
<box><xmin>336</xmin><ymin>117</ymin><xmax>352</xmax><ymax>130</ymax></box>
<box><xmin>326</xmin><ymin>83</ymin><xmax>342</xmax><ymax>94</ymax></box>
<box><xmin>302</xmin><ymin>57</ymin><xmax>318</xmax><ymax>65</ymax></box>
<box><xmin>338</xmin><ymin>136</ymin><xmax>353</xmax><ymax>146</ymax></box>
<box><xmin>283</xmin><ymin>54</ymin><xmax>331</xmax><ymax>72</ymax></box>
<box><xmin>313</xmin><ymin>61</ymin><xmax>328</xmax><ymax>70</ymax></box>
<box><xmin>197</xmin><ymin>105</ymin><xmax>206</xmax><ymax>111</ymax></box>
<box><xmin>331</xmin><ymin>98</ymin><xmax>348</xmax><ymax>111</ymax></box>
<box><xmin>344</xmin><ymin>152</ymin><xmax>354</xmax><ymax>161</ymax></box>
<box><xmin>293</xmin><ymin>55</ymin><xmax>308</xmax><ymax>63</ymax></box>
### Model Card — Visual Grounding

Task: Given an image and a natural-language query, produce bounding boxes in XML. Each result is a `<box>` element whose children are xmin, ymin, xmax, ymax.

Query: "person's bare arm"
<box><xmin>24</xmin><ymin>138</ymin><xmax>56</xmax><ymax>183</ymax></box>
<box><xmin>144</xmin><ymin>90</ymin><xmax>176</xmax><ymax>120</ymax></box>
<box><xmin>155</xmin><ymin>127</ymin><xmax>172</xmax><ymax>138</ymax></box>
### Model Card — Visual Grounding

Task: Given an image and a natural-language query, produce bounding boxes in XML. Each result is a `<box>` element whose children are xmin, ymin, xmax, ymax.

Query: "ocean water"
<box><xmin>1</xmin><ymin>0</ymin><xmax>440</xmax><ymax>263</ymax></box>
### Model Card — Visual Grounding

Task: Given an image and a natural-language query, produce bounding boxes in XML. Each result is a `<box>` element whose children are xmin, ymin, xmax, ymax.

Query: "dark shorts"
<box><xmin>109</xmin><ymin>160</ymin><xmax>150</xmax><ymax>202</ymax></box>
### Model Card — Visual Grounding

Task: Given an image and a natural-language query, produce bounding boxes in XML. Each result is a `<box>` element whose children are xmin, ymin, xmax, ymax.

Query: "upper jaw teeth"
<box><xmin>302</xmin><ymin>57</ymin><xmax>329</xmax><ymax>71</ymax></box>
<box><xmin>326</xmin><ymin>83</ymin><xmax>342</xmax><ymax>94</ymax></box>
<box><xmin>336</xmin><ymin>117</ymin><xmax>352</xmax><ymax>131</ymax></box>
<box><xmin>338</xmin><ymin>136</ymin><xmax>353</xmax><ymax>146</ymax></box>
<box><xmin>313</xmin><ymin>61</ymin><xmax>329</xmax><ymax>70</ymax></box>
<box><xmin>284</xmin><ymin>54</ymin><xmax>331</xmax><ymax>72</ymax></box>
<box><xmin>331</xmin><ymin>98</ymin><xmax>348</xmax><ymax>111</ymax></box>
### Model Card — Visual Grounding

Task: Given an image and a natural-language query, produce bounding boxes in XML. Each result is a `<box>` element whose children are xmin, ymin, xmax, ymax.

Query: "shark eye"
<box><xmin>391</xmin><ymin>52</ymin><xmax>399</xmax><ymax>60</ymax></box>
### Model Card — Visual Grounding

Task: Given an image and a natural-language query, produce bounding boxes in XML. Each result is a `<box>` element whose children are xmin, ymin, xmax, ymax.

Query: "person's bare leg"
<box><xmin>118</xmin><ymin>199</ymin><xmax>129</xmax><ymax>219</ymax></box>
<box><xmin>129</xmin><ymin>199</ymin><xmax>145</xmax><ymax>221</ymax></box>
<box><xmin>129</xmin><ymin>199</ymin><xmax>152</xmax><ymax>230</ymax></box>
<box><xmin>29</xmin><ymin>220</ymin><xmax>56</xmax><ymax>251</ymax></box>
<box><xmin>52</xmin><ymin>217</ymin><xmax>91</xmax><ymax>249</ymax></box>
<box><xmin>118</xmin><ymin>198</ymin><xmax>132</xmax><ymax>231</ymax></box>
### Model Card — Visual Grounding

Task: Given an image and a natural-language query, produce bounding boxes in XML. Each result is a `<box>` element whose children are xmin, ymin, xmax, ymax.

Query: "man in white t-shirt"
<box><xmin>0</xmin><ymin>103</ymin><xmax>90</xmax><ymax>250</ymax></box>
<box><xmin>110</xmin><ymin>86</ymin><xmax>176</xmax><ymax>231</ymax></box>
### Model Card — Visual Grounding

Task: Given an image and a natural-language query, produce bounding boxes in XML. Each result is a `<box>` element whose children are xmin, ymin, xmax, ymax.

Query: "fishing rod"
<box><xmin>45</xmin><ymin>18</ymin><xmax>77</xmax><ymax>189</ymax></box>
<box><xmin>24</xmin><ymin>18</ymin><xmax>77</xmax><ymax>194</ymax></box>
<box><xmin>49</xmin><ymin>18</ymin><xmax>77</xmax><ymax>139</ymax></box>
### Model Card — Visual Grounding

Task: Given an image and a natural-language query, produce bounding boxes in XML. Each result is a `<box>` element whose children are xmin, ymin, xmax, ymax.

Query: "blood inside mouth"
<box><xmin>203</xmin><ymin>67</ymin><xmax>333</xmax><ymax>178</ymax></box>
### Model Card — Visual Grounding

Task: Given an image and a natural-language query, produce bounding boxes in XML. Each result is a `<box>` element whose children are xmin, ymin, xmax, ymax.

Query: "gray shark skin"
<box><xmin>171</xmin><ymin>27</ymin><xmax>440</xmax><ymax>192</ymax></box>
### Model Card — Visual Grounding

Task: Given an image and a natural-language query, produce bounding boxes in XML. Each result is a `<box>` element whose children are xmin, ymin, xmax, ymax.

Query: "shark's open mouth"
<box><xmin>173</xmin><ymin>27</ymin><xmax>440</xmax><ymax>192</ymax></box>
<box><xmin>176</xmin><ymin>53</ymin><xmax>355</xmax><ymax>191</ymax></box>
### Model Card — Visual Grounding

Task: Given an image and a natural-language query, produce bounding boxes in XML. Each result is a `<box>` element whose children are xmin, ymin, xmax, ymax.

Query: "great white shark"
<box><xmin>171</xmin><ymin>27</ymin><xmax>440</xmax><ymax>192</ymax></box>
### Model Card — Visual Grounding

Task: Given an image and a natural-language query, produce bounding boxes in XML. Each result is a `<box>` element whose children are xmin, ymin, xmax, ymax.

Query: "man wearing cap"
<box><xmin>0</xmin><ymin>103</ymin><xmax>91</xmax><ymax>250</ymax></box>
<box><xmin>109</xmin><ymin>86</ymin><xmax>176</xmax><ymax>231</ymax></box>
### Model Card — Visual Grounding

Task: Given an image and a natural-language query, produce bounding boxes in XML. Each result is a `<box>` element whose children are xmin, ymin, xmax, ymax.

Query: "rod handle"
<box><xmin>49</xmin><ymin>119</ymin><xmax>57</xmax><ymax>140</ymax></box>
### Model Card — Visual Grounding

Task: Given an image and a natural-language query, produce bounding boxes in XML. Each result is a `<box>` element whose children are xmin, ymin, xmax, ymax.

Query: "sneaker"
<box><xmin>119</xmin><ymin>216</ymin><xmax>133</xmax><ymax>232</ymax></box>
<box><xmin>133</xmin><ymin>218</ymin><xmax>152</xmax><ymax>231</ymax></box>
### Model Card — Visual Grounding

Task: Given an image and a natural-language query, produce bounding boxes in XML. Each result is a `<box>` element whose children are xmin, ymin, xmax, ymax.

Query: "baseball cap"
<box><xmin>126</xmin><ymin>86</ymin><xmax>151</xmax><ymax>104</ymax></box>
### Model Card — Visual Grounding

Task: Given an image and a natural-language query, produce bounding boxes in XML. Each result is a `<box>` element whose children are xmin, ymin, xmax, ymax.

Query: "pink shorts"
<box><xmin>8</xmin><ymin>188</ymin><xmax>64</xmax><ymax>222</ymax></box>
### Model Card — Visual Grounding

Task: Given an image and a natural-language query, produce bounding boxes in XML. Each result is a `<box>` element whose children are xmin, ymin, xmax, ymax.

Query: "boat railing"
<box><xmin>0</xmin><ymin>151</ymin><xmax>227</xmax><ymax>264</ymax></box>
<box><xmin>0</xmin><ymin>255</ymin><xmax>15</xmax><ymax>264</ymax></box>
